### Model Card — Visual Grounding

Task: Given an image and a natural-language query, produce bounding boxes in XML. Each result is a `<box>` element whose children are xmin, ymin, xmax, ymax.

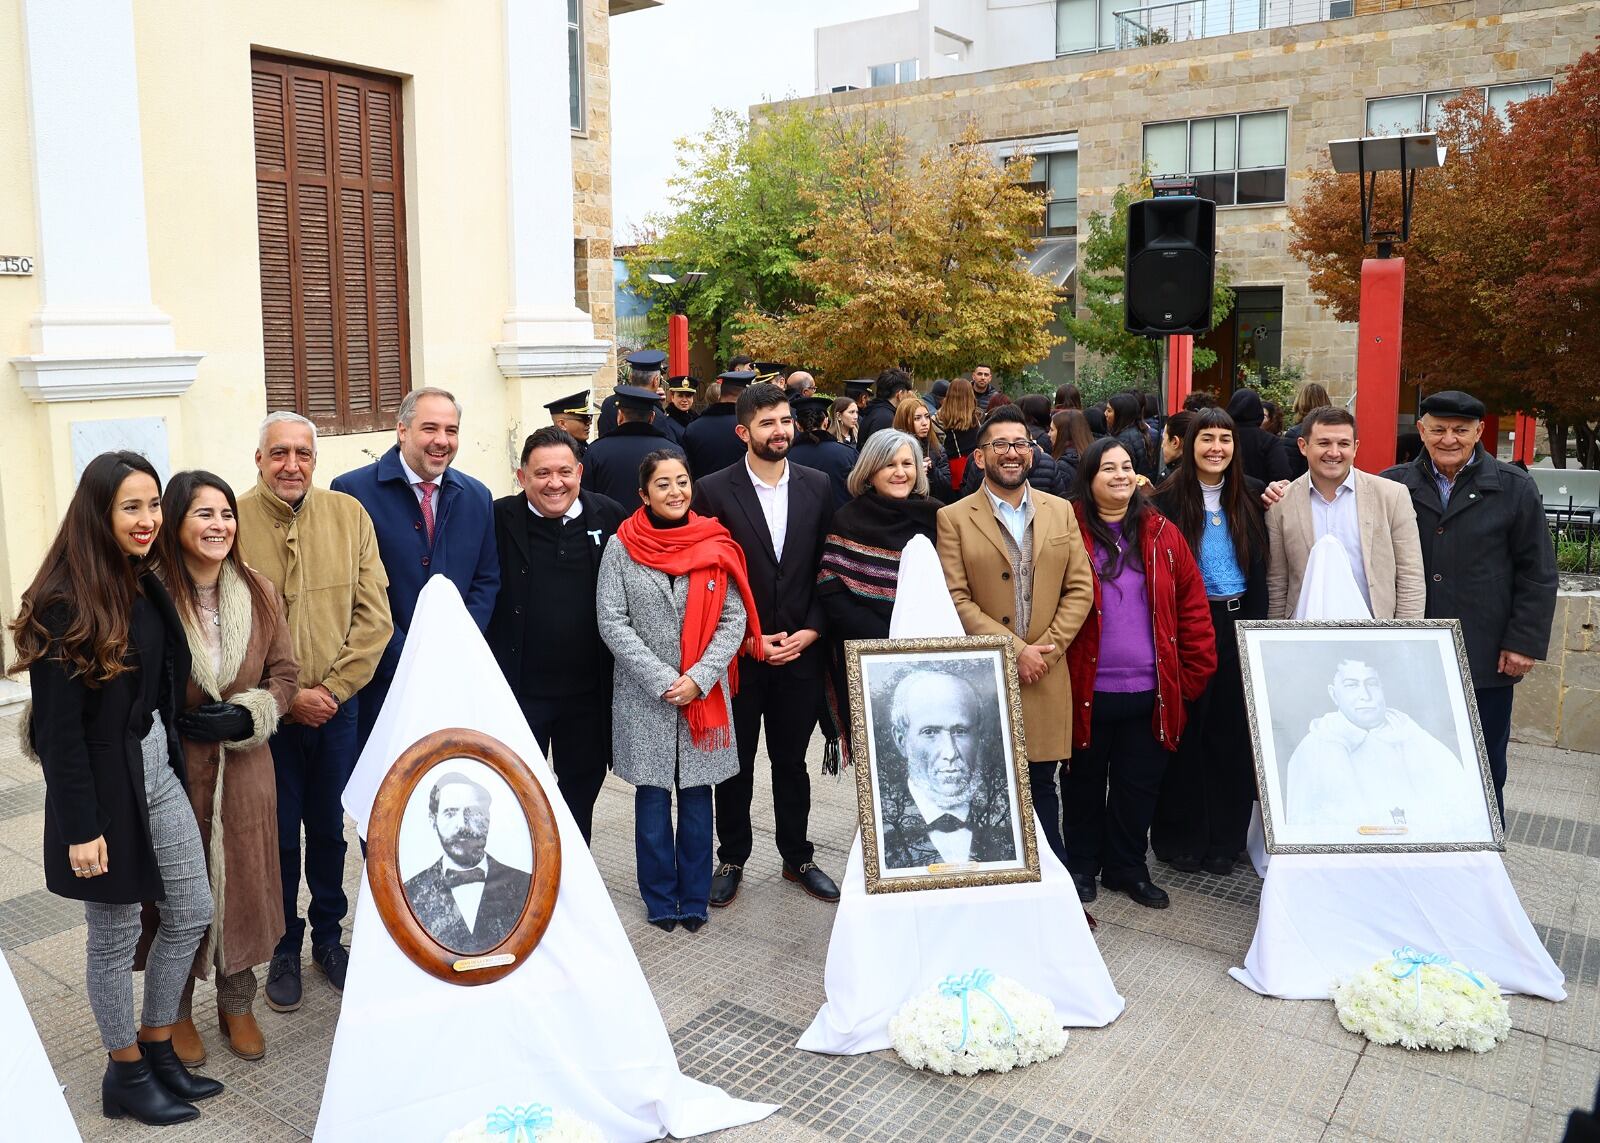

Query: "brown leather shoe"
<box><xmin>218</xmin><ymin>1008</ymin><xmax>265</xmax><ymax>1061</ymax></box>
<box><xmin>169</xmin><ymin>1016</ymin><xmax>205</xmax><ymax>1068</ymax></box>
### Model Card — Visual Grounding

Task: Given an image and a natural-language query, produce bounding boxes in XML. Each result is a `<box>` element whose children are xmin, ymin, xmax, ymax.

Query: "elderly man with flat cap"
<box><xmin>1382</xmin><ymin>389</ymin><xmax>1557</xmax><ymax>822</ymax></box>
<box><xmin>597</xmin><ymin>350</ymin><xmax>684</xmax><ymax>444</ymax></box>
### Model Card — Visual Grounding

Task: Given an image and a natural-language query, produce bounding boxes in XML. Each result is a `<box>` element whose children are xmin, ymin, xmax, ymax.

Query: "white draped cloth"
<box><xmin>1232</xmin><ymin>536</ymin><xmax>1565</xmax><ymax>1002</ymax></box>
<box><xmin>799</xmin><ymin>536</ymin><xmax>1124</xmax><ymax>1054</ymax></box>
<box><xmin>317</xmin><ymin>579</ymin><xmax>776</xmax><ymax>1142</ymax></box>
<box><xmin>0</xmin><ymin>949</ymin><xmax>79</xmax><ymax>1142</ymax></box>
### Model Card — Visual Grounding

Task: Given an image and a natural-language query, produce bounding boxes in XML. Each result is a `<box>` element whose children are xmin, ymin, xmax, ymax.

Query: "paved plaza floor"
<box><xmin>1</xmin><ymin>710</ymin><xmax>1595</xmax><ymax>1142</ymax></box>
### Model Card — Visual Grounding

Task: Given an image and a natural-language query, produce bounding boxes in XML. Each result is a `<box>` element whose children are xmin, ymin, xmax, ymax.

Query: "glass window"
<box><xmin>1423</xmin><ymin>90</ymin><xmax>1461</xmax><ymax>129</ymax></box>
<box><xmin>870</xmin><ymin>62</ymin><xmax>896</xmax><ymax>87</ymax></box>
<box><xmin>1367</xmin><ymin>82</ymin><xmax>1551</xmax><ymax>137</ymax></box>
<box><xmin>1098</xmin><ymin>0</ymin><xmax>1120</xmax><ymax>48</ymax></box>
<box><xmin>1488</xmin><ymin>79</ymin><xmax>1552</xmax><ymax>120</ymax></box>
<box><xmin>1234</xmin><ymin>286</ymin><xmax>1283</xmax><ymax>386</ymax></box>
<box><xmin>1189</xmin><ymin>117</ymin><xmax>1235</xmax><ymax>173</ymax></box>
<box><xmin>1047</xmin><ymin>150</ymin><xmax>1078</xmax><ymax>201</ymax></box>
<box><xmin>567</xmin><ymin>0</ymin><xmax>583</xmax><ymax>132</ymax></box>
<box><xmin>1056</xmin><ymin>0</ymin><xmax>1096</xmax><ymax>54</ymax></box>
<box><xmin>1047</xmin><ymin>200</ymin><xmax>1078</xmax><ymax>235</ymax></box>
<box><xmin>1238</xmin><ymin>110</ymin><xmax>1287</xmax><ymax>168</ymax></box>
<box><xmin>870</xmin><ymin>60</ymin><xmax>919</xmax><ymax>87</ymax></box>
<box><xmin>1143</xmin><ymin>121</ymin><xmax>1188</xmax><ymax>177</ymax></box>
<box><xmin>899</xmin><ymin>59</ymin><xmax>920</xmax><ymax>82</ymax></box>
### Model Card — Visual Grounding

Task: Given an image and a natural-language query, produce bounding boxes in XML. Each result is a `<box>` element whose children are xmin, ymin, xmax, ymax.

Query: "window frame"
<box><xmin>1363</xmin><ymin>79</ymin><xmax>1553</xmax><ymax>135</ymax></box>
<box><xmin>568</xmin><ymin>0</ymin><xmax>586</xmax><ymax>135</ymax></box>
<box><xmin>1141</xmin><ymin>109</ymin><xmax>1289</xmax><ymax>208</ymax></box>
<box><xmin>869</xmin><ymin>58</ymin><xmax>919</xmax><ymax>87</ymax></box>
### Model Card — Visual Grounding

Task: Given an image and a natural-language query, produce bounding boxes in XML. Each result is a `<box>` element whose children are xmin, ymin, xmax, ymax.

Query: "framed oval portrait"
<box><xmin>367</xmin><ymin>728</ymin><xmax>561</xmax><ymax>985</ymax></box>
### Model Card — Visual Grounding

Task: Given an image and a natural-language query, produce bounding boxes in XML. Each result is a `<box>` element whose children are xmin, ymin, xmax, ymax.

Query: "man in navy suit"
<box><xmin>331</xmin><ymin>387</ymin><xmax>499</xmax><ymax>748</ymax></box>
<box><xmin>692</xmin><ymin>383</ymin><xmax>840</xmax><ymax>907</ymax></box>
<box><xmin>403</xmin><ymin>772</ymin><xmax>531</xmax><ymax>954</ymax></box>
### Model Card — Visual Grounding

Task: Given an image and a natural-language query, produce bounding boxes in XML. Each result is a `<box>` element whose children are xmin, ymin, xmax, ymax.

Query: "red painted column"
<box><xmin>1483</xmin><ymin>414</ymin><xmax>1501</xmax><ymax>458</ymax></box>
<box><xmin>1513</xmin><ymin>412</ymin><xmax>1538</xmax><ymax>464</ymax></box>
<box><xmin>668</xmin><ymin>312</ymin><xmax>689</xmax><ymax>379</ymax></box>
<box><xmin>1355</xmin><ymin>257</ymin><xmax>1404</xmax><ymax>473</ymax></box>
<box><xmin>1165</xmin><ymin>334</ymin><xmax>1194</xmax><ymax>414</ymax></box>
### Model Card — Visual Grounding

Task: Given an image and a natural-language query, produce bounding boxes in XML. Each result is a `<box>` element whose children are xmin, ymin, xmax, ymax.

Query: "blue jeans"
<box><xmin>635</xmin><ymin>785</ymin><xmax>713</xmax><ymax>923</ymax></box>
<box><xmin>271</xmin><ymin>701</ymin><xmax>358</xmax><ymax>955</ymax></box>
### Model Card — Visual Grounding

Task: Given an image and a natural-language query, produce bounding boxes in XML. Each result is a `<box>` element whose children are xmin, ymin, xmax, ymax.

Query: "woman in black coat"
<box><xmin>1225</xmin><ymin>387</ymin><xmax>1293</xmax><ymax>484</ymax></box>
<box><xmin>8</xmin><ymin>451</ymin><xmax>222</xmax><ymax>1125</ymax></box>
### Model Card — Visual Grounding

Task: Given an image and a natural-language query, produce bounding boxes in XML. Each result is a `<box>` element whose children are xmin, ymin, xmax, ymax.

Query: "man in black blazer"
<box><xmin>487</xmin><ymin>426</ymin><xmax>628</xmax><ymax>843</ymax></box>
<box><xmin>691</xmin><ymin>383</ymin><xmax>840</xmax><ymax>906</ymax></box>
<box><xmin>403</xmin><ymin>772</ymin><xmax>532</xmax><ymax>955</ymax></box>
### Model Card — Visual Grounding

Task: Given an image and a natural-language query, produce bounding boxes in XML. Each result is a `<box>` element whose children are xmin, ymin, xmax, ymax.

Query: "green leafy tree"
<box><xmin>622</xmin><ymin>106</ymin><xmax>830</xmax><ymax>360</ymax></box>
<box><xmin>1065</xmin><ymin>174</ymin><xmax>1234</xmax><ymax>392</ymax></box>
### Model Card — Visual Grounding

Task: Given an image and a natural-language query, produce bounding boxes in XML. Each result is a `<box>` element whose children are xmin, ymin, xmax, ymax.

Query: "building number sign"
<box><xmin>0</xmin><ymin>255</ymin><xmax>36</xmax><ymax>276</ymax></box>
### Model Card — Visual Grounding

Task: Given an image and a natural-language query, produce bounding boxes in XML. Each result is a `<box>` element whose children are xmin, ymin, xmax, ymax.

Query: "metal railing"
<box><xmin>1112</xmin><ymin>0</ymin><xmax>1353</xmax><ymax>49</ymax></box>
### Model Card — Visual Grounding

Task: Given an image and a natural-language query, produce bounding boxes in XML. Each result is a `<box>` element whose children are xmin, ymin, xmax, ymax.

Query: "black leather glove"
<box><xmin>176</xmin><ymin>702</ymin><xmax>255</xmax><ymax>743</ymax></box>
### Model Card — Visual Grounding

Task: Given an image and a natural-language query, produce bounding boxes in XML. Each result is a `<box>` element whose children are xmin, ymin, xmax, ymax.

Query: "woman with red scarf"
<box><xmin>596</xmin><ymin>449</ymin><xmax>763</xmax><ymax>932</ymax></box>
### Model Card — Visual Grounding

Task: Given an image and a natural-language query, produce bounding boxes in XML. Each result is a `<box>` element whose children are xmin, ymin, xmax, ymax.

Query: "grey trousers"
<box><xmin>83</xmin><ymin>717</ymin><xmax>213</xmax><ymax>1051</ymax></box>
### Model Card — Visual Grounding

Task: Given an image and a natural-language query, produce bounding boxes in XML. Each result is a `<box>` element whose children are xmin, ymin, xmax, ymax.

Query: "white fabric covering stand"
<box><xmin>317</xmin><ymin>579</ymin><xmax>776</xmax><ymax>1142</ymax></box>
<box><xmin>1231</xmin><ymin>536</ymin><xmax>1565</xmax><ymax>1001</ymax></box>
<box><xmin>0</xmin><ymin>949</ymin><xmax>79</xmax><ymax>1142</ymax></box>
<box><xmin>799</xmin><ymin>536</ymin><xmax>1124</xmax><ymax>1054</ymax></box>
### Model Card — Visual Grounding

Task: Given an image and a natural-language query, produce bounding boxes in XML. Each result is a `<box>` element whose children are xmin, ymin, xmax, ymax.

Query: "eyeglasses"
<box><xmin>983</xmin><ymin>440</ymin><xmax>1031</xmax><ymax>456</ymax></box>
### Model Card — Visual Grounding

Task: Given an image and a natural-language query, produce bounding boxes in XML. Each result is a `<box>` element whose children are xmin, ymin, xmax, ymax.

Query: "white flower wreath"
<box><xmin>443</xmin><ymin>1103</ymin><xmax>605</xmax><ymax>1143</ymax></box>
<box><xmin>889</xmin><ymin>969</ymin><xmax>1068</xmax><ymax>1076</ymax></box>
<box><xmin>1331</xmin><ymin>947</ymin><xmax>1512</xmax><ymax>1053</ymax></box>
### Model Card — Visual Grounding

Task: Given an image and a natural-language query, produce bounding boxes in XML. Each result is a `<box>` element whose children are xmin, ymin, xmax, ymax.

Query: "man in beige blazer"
<box><xmin>1266</xmin><ymin>406</ymin><xmax>1425</xmax><ymax>620</ymax></box>
<box><xmin>936</xmin><ymin>406</ymin><xmax>1095</xmax><ymax>868</ymax></box>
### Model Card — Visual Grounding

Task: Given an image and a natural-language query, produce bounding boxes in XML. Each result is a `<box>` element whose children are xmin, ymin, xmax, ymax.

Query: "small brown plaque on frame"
<box><xmin>367</xmin><ymin>728</ymin><xmax>561</xmax><ymax>985</ymax></box>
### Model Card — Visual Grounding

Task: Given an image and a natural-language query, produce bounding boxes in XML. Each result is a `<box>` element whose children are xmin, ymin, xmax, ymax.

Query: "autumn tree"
<box><xmin>736</xmin><ymin>120</ymin><xmax>1064</xmax><ymax>381</ymax></box>
<box><xmin>1289</xmin><ymin>46</ymin><xmax>1600</xmax><ymax>466</ymax></box>
<box><xmin>1066</xmin><ymin>174</ymin><xmax>1233</xmax><ymax>395</ymax></box>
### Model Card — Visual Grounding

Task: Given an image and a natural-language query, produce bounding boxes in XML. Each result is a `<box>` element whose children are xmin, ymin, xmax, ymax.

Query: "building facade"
<box><xmin>0</xmin><ymin>0</ymin><xmax>653</xmax><ymax>655</ymax></box>
<box><xmin>794</xmin><ymin>0</ymin><xmax>1594</xmax><ymax>398</ymax></box>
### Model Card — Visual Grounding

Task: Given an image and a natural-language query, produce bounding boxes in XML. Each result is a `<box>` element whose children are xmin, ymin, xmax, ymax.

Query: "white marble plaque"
<box><xmin>70</xmin><ymin>416</ymin><xmax>170</xmax><ymax>484</ymax></box>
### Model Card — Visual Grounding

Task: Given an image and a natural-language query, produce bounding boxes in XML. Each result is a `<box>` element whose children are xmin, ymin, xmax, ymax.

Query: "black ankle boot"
<box><xmin>140</xmin><ymin>1038</ymin><xmax>224</xmax><ymax>1101</ymax></box>
<box><xmin>102</xmin><ymin>1055</ymin><xmax>199</xmax><ymax>1124</ymax></box>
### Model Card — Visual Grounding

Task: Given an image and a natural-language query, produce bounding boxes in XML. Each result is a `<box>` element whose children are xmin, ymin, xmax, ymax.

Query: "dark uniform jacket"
<box><xmin>1381</xmin><ymin>446</ymin><xmax>1557</xmax><ymax>688</ymax></box>
<box><xmin>27</xmin><ymin>574</ymin><xmax>192</xmax><ymax>905</ymax></box>
<box><xmin>597</xmin><ymin>394</ymin><xmax>684</xmax><ymax>445</ymax></box>
<box><xmin>581</xmin><ymin>421</ymin><xmax>675</xmax><ymax>506</ymax></box>
<box><xmin>403</xmin><ymin>855</ymin><xmax>531</xmax><ymax>954</ymax></box>
<box><xmin>682</xmin><ymin>403</ymin><xmax>746</xmax><ymax>477</ymax></box>
<box><xmin>487</xmin><ymin>489</ymin><xmax>628</xmax><ymax>698</ymax></box>
<box><xmin>789</xmin><ymin>434</ymin><xmax>857</xmax><ymax>508</ymax></box>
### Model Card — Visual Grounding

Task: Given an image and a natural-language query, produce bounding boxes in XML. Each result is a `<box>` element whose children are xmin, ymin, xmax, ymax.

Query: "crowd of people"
<box><xmin>9</xmin><ymin>349</ymin><xmax>1558</xmax><ymax>1126</ymax></box>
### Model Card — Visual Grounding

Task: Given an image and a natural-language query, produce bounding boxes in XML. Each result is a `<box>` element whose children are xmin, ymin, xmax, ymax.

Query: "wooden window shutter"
<box><xmin>252</xmin><ymin>56</ymin><xmax>411</xmax><ymax>434</ymax></box>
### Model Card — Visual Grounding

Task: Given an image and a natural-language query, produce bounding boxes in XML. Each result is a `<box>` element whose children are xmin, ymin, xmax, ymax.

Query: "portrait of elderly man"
<box><xmin>877</xmin><ymin>669</ymin><xmax>1018</xmax><ymax>870</ymax></box>
<box><xmin>402</xmin><ymin>772</ymin><xmax>532</xmax><ymax>954</ymax></box>
<box><xmin>1284</xmin><ymin>658</ymin><xmax>1475</xmax><ymax>839</ymax></box>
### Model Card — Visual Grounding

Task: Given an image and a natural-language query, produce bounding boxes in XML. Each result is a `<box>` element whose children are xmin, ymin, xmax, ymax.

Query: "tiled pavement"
<box><xmin>1</xmin><ymin>711</ymin><xmax>1595</xmax><ymax>1142</ymax></box>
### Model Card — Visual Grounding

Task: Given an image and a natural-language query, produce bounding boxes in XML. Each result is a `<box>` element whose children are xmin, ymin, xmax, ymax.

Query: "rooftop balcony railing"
<box><xmin>1111</xmin><ymin>0</ymin><xmax>1360</xmax><ymax>49</ymax></box>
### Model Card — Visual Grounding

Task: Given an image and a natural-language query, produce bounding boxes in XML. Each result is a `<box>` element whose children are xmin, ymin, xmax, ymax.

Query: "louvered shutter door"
<box><xmin>252</xmin><ymin>57</ymin><xmax>410</xmax><ymax>434</ymax></box>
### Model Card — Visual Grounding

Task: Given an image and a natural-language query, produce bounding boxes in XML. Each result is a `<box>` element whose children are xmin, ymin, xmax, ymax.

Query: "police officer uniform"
<box><xmin>664</xmin><ymin>375</ymin><xmax>700</xmax><ymax>430</ymax></box>
<box><xmin>582</xmin><ymin>385</ymin><xmax>678</xmax><ymax>505</ymax></box>
<box><xmin>597</xmin><ymin>350</ymin><xmax>684</xmax><ymax>444</ymax></box>
<box><xmin>545</xmin><ymin>389</ymin><xmax>598</xmax><ymax>460</ymax></box>
<box><xmin>683</xmin><ymin>370</ymin><xmax>756</xmax><ymax>478</ymax></box>
<box><xmin>788</xmin><ymin>395</ymin><xmax>856</xmax><ymax>508</ymax></box>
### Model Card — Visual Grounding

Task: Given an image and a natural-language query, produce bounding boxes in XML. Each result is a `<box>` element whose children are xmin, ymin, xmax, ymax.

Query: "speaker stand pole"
<box><xmin>1354</xmin><ymin>255</ymin><xmax>1403</xmax><ymax>473</ymax></box>
<box><xmin>1165</xmin><ymin>334</ymin><xmax>1193</xmax><ymax>415</ymax></box>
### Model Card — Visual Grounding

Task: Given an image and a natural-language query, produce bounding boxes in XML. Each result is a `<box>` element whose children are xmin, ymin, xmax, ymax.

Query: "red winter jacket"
<box><xmin>1066</xmin><ymin>501</ymin><xmax>1217</xmax><ymax>752</ymax></box>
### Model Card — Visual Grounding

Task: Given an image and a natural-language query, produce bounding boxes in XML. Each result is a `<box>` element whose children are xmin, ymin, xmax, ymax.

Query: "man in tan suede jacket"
<box><xmin>237</xmin><ymin>411</ymin><xmax>391</xmax><ymax>1015</ymax></box>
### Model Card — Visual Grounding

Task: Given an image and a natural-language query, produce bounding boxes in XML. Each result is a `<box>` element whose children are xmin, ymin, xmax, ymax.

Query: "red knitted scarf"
<box><xmin>615</xmin><ymin>508</ymin><xmax>764</xmax><ymax>750</ymax></box>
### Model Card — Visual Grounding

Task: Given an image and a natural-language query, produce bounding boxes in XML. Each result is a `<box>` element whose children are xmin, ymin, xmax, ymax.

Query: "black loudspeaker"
<box><xmin>1124</xmin><ymin>196</ymin><xmax>1217</xmax><ymax>335</ymax></box>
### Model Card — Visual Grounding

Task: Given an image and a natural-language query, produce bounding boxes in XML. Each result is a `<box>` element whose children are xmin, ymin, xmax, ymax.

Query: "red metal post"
<box><xmin>1165</xmin><ymin>334</ymin><xmax>1194</xmax><ymax>415</ymax></box>
<box><xmin>1483</xmin><ymin>414</ymin><xmax>1500</xmax><ymax>459</ymax></box>
<box><xmin>1513</xmin><ymin>412</ymin><xmax>1537</xmax><ymax>464</ymax></box>
<box><xmin>1354</xmin><ymin>257</ymin><xmax>1404</xmax><ymax>473</ymax></box>
<box><xmin>668</xmin><ymin>312</ymin><xmax>689</xmax><ymax>379</ymax></box>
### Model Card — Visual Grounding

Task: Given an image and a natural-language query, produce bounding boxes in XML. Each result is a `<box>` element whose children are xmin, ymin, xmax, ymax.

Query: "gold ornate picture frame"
<box><xmin>1237</xmin><ymin>620</ymin><xmax>1506</xmax><ymax>855</ymax></box>
<box><xmin>845</xmin><ymin>635</ymin><xmax>1040</xmax><ymax>893</ymax></box>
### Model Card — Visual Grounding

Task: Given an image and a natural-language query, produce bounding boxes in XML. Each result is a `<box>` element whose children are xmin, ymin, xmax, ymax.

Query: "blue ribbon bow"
<box><xmin>1388</xmin><ymin>946</ymin><xmax>1486</xmax><ymax>1009</ymax></box>
<box><xmin>485</xmin><ymin>1103</ymin><xmax>554</xmax><ymax>1143</ymax></box>
<box><xmin>938</xmin><ymin>968</ymin><xmax>1017</xmax><ymax>1053</ymax></box>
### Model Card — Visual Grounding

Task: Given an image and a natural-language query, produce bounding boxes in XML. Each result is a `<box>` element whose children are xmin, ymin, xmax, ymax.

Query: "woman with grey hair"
<box><xmin>816</xmin><ymin>430</ymin><xmax>944</xmax><ymax>761</ymax></box>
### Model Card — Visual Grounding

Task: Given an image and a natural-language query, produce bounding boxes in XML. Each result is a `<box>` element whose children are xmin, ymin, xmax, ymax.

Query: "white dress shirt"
<box><xmin>398</xmin><ymin>455</ymin><xmax>440</xmax><ymax>505</ymax></box>
<box><xmin>983</xmin><ymin>482</ymin><xmax>1032</xmax><ymax>550</ymax></box>
<box><xmin>1310</xmin><ymin>469</ymin><xmax>1370</xmax><ymax>610</ymax></box>
<box><xmin>907</xmin><ymin>781</ymin><xmax>974</xmax><ymax>864</ymax></box>
<box><xmin>440</xmin><ymin>855</ymin><xmax>488</xmax><ymax>931</ymax></box>
<box><xmin>527</xmin><ymin>496</ymin><xmax>584</xmax><ymax>524</ymax></box>
<box><xmin>745</xmin><ymin>457</ymin><xmax>791</xmax><ymax>562</ymax></box>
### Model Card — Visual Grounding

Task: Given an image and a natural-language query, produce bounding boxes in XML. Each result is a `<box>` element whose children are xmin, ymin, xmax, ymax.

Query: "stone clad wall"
<box><xmin>1514</xmin><ymin>588</ymin><xmax>1600</xmax><ymax>752</ymax></box>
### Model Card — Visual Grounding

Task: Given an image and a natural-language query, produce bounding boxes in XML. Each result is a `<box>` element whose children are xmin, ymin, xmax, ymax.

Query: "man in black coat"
<box><xmin>581</xmin><ymin>386</ymin><xmax>677</xmax><ymax>506</ymax></box>
<box><xmin>788</xmin><ymin>395</ymin><xmax>856</xmax><ymax>507</ymax></box>
<box><xmin>1381</xmin><ymin>389</ymin><xmax>1558</xmax><ymax>822</ymax></box>
<box><xmin>691</xmin><ymin>383</ymin><xmax>840</xmax><ymax>907</ymax></box>
<box><xmin>1226</xmin><ymin>388</ymin><xmax>1292</xmax><ymax>484</ymax></box>
<box><xmin>403</xmin><ymin>772</ymin><xmax>532</xmax><ymax>954</ymax></box>
<box><xmin>858</xmin><ymin>368</ymin><xmax>914</xmax><ymax>448</ymax></box>
<box><xmin>683</xmin><ymin>369</ymin><xmax>754</xmax><ymax>477</ymax></box>
<box><xmin>596</xmin><ymin>350</ymin><xmax>684</xmax><ymax>445</ymax></box>
<box><xmin>488</xmin><ymin>426</ymin><xmax>628</xmax><ymax>842</ymax></box>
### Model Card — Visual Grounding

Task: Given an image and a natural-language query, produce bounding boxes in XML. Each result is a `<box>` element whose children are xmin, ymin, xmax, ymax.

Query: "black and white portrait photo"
<box><xmin>1240</xmin><ymin>622</ymin><xmax>1502</xmax><ymax>853</ymax></box>
<box><xmin>399</xmin><ymin>761</ymin><xmax>536</xmax><ymax>954</ymax></box>
<box><xmin>846</xmin><ymin>638</ymin><xmax>1038</xmax><ymax>892</ymax></box>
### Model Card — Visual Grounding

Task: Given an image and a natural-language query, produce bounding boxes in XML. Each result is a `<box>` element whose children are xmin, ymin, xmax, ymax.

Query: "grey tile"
<box><xmin>0</xmin><ymin>779</ymin><xmax>44</xmax><ymax>821</ymax></box>
<box><xmin>0</xmin><ymin>887</ymin><xmax>86</xmax><ymax>950</ymax></box>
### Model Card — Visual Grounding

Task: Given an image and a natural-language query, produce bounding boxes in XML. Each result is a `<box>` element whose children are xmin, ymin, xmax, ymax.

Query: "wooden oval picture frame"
<box><xmin>367</xmin><ymin>728</ymin><xmax>561</xmax><ymax>986</ymax></box>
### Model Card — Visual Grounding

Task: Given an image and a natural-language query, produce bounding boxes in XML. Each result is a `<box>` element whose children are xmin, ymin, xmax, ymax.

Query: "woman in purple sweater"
<box><xmin>1063</xmin><ymin>438</ymin><xmax>1216</xmax><ymax>909</ymax></box>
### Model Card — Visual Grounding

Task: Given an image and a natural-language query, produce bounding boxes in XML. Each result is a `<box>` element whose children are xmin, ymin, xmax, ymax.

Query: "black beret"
<box><xmin>1418</xmin><ymin>390</ymin><xmax>1486</xmax><ymax>419</ymax></box>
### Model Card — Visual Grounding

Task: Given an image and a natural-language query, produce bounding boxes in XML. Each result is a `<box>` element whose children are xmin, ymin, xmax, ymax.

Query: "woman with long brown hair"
<box><xmin>1149</xmin><ymin>409</ymin><xmax>1270</xmax><ymax>878</ymax></box>
<box><xmin>1050</xmin><ymin>409</ymin><xmax>1094</xmax><ymax>465</ymax></box>
<box><xmin>892</xmin><ymin>396</ymin><xmax>957</xmax><ymax>503</ymax></box>
<box><xmin>9</xmin><ymin>451</ymin><xmax>221</xmax><ymax>1125</ymax></box>
<box><xmin>153</xmin><ymin>471</ymin><xmax>297</xmax><ymax>1064</ymax></box>
<box><xmin>933</xmin><ymin>376</ymin><xmax>983</xmax><ymax>486</ymax></box>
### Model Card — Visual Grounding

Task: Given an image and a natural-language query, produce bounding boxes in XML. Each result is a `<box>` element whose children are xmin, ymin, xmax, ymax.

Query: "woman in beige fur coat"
<box><xmin>150</xmin><ymin>471</ymin><xmax>297</xmax><ymax>1064</ymax></box>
